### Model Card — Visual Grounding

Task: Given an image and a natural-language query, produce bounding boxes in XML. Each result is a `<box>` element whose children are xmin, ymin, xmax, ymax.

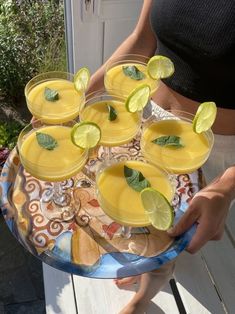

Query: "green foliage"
<box><xmin>0</xmin><ymin>121</ymin><xmax>25</xmax><ymax>150</ymax></box>
<box><xmin>0</xmin><ymin>0</ymin><xmax>66</xmax><ymax>103</ymax></box>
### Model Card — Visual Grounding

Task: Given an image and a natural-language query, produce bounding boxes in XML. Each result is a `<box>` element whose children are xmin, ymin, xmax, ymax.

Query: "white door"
<box><xmin>64</xmin><ymin>0</ymin><xmax>143</xmax><ymax>74</ymax></box>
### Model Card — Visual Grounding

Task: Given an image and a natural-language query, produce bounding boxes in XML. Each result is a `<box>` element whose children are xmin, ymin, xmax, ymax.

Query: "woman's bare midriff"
<box><xmin>152</xmin><ymin>81</ymin><xmax>235</xmax><ymax>135</ymax></box>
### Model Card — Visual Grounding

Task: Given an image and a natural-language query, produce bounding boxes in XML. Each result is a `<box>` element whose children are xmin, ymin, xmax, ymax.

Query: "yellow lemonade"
<box><xmin>141</xmin><ymin>119</ymin><xmax>213</xmax><ymax>174</ymax></box>
<box><xmin>80</xmin><ymin>100</ymin><xmax>141</xmax><ymax>146</ymax></box>
<box><xmin>26</xmin><ymin>79</ymin><xmax>83</xmax><ymax>124</ymax></box>
<box><xmin>19</xmin><ymin>125</ymin><xmax>88</xmax><ymax>181</ymax></box>
<box><xmin>104</xmin><ymin>63</ymin><xmax>158</xmax><ymax>97</ymax></box>
<box><xmin>96</xmin><ymin>160</ymin><xmax>174</xmax><ymax>227</ymax></box>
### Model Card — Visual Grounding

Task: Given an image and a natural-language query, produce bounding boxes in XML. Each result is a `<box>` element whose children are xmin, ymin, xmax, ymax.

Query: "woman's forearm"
<box><xmin>219</xmin><ymin>165</ymin><xmax>235</xmax><ymax>201</ymax></box>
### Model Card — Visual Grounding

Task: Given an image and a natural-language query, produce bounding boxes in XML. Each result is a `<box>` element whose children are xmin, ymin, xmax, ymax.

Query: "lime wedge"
<box><xmin>74</xmin><ymin>67</ymin><xmax>90</xmax><ymax>92</ymax></box>
<box><xmin>192</xmin><ymin>102</ymin><xmax>217</xmax><ymax>133</ymax></box>
<box><xmin>71</xmin><ymin>121</ymin><xmax>101</xmax><ymax>149</ymax></box>
<box><xmin>141</xmin><ymin>188</ymin><xmax>174</xmax><ymax>231</ymax></box>
<box><xmin>147</xmin><ymin>55</ymin><xmax>175</xmax><ymax>80</ymax></box>
<box><xmin>125</xmin><ymin>84</ymin><xmax>151</xmax><ymax>113</ymax></box>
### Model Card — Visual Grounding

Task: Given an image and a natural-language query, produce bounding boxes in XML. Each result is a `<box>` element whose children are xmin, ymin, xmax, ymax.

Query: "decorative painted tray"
<box><xmin>0</xmin><ymin>142</ymin><xmax>202</xmax><ymax>278</ymax></box>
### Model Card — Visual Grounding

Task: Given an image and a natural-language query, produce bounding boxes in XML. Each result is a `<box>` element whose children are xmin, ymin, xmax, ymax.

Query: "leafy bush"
<box><xmin>0</xmin><ymin>0</ymin><xmax>66</xmax><ymax>103</ymax></box>
<box><xmin>0</xmin><ymin>121</ymin><xmax>25</xmax><ymax>150</ymax></box>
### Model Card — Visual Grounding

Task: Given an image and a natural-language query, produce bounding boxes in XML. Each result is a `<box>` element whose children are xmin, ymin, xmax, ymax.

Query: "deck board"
<box><xmin>43</xmin><ymin>228</ymin><xmax>235</xmax><ymax>314</ymax></box>
<box><xmin>174</xmin><ymin>252</ymin><xmax>225</xmax><ymax>314</ymax></box>
<box><xmin>43</xmin><ymin>264</ymin><xmax>77</xmax><ymax>314</ymax></box>
<box><xmin>73</xmin><ymin>276</ymin><xmax>179</xmax><ymax>314</ymax></box>
<box><xmin>201</xmin><ymin>232</ymin><xmax>235</xmax><ymax>313</ymax></box>
<box><xmin>226</xmin><ymin>202</ymin><xmax>235</xmax><ymax>242</ymax></box>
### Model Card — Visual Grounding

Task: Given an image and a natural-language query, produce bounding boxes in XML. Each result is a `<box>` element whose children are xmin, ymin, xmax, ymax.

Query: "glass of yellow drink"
<box><xmin>79</xmin><ymin>89</ymin><xmax>142</xmax><ymax>158</ymax></box>
<box><xmin>17</xmin><ymin>120</ymin><xmax>89</xmax><ymax>221</ymax></box>
<box><xmin>96</xmin><ymin>157</ymin><xmax>175</xmax><ymax>253</ymax></box>
<box><xmin>140</xmin><ymin>110</ymin><xmax>214</xmax><ymax>174</ymax></box>
<box><xmin>25</xmin><ymin>71</ymin><xmax>85</xmax><ymax>124</ymax></box>
<box><xmin>104</xmin><ymin>54</ymin><xmax>159</xmax><ymax>97</ymax></box>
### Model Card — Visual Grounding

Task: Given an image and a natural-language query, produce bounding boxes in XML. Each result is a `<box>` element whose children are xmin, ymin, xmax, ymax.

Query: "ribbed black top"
<box><xmin>150</xmin><ymin>0</ymin><xmax>235</xmax><ymax>109</ymax></box>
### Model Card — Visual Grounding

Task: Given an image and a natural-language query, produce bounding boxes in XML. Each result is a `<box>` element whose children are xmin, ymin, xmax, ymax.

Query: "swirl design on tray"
<box><xmin>0</xmin><ymin>146</ymin><xmax>201</xmax><ymax>277</ymax></box>
<box><xmin>28</xmin><ymin>200</ymin><xmax>40</xmax><ymax>215</ymax></box>
<box><xmin>25</xmin><ymin>177</ymin><xmax>42</xmax><ymax>195</ymax></box>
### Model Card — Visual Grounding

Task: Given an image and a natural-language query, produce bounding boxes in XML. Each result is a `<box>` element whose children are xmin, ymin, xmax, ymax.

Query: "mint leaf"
<box><xmin>107</xmin><ymin>104</ymin><xmax>117</xmax><ymax>121</ymax></box>
<box><xmin>152</xmin><ymin>135</ymin><xmax>184</xmax><ymax>148</ymax></box>
<box><xmin>124</xmin><ymin>165</ymin><xmax>151</xmax><ymax>192</ymax></box>
<box><xmin>44</xmin><ymin>87</ymin><xmax>59</xmax><ymax>102</ymax></box>
<box><xmin>122</xmin><ymin>65</ymin><xmax>145</xmax><ymax>80</ymax></box>
<box><xmin>36</xmin><ymin>132</ymin><xmax>58</xmax><ymax>150</ymax></box>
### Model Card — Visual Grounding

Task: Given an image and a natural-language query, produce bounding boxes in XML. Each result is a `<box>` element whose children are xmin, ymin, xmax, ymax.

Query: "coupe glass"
<box><xmin>104</xmin><ymin>54</ymin><xmax>159</xmax><ymax>97</ymax></box>
<box><xmin>79</xmin><ymin>89</ymin><xmax>142</xmax><ymax>159</ymax></box>
<box><xmin>95</xmin><ymin>156</ymin><xmax>176</xmax><ymax>256</ymax></box>
<box><xmin>17</xmin><ymin>119</ymin><xmax>89</xmax><ymax>221</ymax></box>
<box><xmin>140</xmin><ymin>110</ymin><xmax>214</xmax><ymax>174</ymax></box>
<box><xmin>25</xmin><ymin>71</ymin><xmax>85</xmax><ymax>124</ymax></box>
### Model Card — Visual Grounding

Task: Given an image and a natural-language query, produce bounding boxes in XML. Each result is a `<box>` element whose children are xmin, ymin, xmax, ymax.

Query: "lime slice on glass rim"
<box><xmin>141</xmin><ymin>187</ymin><xmax>174</xmax><ymax>231</ymax></box>
<box><xmin>125</xmin><ymin>84</ymin><xmax>151</xmax><ymax>113</ymax></box>
<box><xmin>147</xmin><ymin>55</ymin><xmax>175</xmax><ymax>80</ymax></box>
<box><xmin>71</xmin><ymin>121</ymin><xmax>101</xmax><ymax>149</ymax></box>
<box><xmin>192</xmin><ymin>101</ymin><xmax>217</xmax><ymax>133</ymax></box>
<box><xmin>74</xmin><ymin>67</ymin><xmax>90</xmax><ymax>92</ymax></box>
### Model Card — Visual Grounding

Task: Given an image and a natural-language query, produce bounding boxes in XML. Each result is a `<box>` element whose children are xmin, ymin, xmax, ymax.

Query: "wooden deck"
<box><xmin>43</xmin><ymin>207</ymin><xmax>235</xmax><ymax>314</ymax></box>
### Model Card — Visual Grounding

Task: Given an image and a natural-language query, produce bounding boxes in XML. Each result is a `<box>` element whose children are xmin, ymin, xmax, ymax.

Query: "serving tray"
<box><xmin>0</xmin><ymin>143</ymin><xmax>202</xmax><ymax>278</ymax></box>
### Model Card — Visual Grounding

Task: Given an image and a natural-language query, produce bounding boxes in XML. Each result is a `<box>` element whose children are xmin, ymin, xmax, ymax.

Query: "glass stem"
<box><xmin>104</xmin><ymin>146</ymin><xmax>112</xmax><ymax>159</ymax></box>
<box><xmin>121</xmin><ymin>226</ymin><xmax>132</xmax><ymax>239</ymax></box>
<box><xmin>53</xmin><ymin>182</ymin><xmax>67</xmax><ymax>206</ymax></box>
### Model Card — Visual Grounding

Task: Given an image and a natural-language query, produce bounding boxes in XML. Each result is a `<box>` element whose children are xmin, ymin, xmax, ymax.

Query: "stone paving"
<box><xmin>0</xmin><ymin>211</ymin><xmax>46</xmax><ymax>313</ymax></box>
<box><xmin>0</xmin><ymin>103</ymin><xmax>46</xmax><ymax>313</ymax></box>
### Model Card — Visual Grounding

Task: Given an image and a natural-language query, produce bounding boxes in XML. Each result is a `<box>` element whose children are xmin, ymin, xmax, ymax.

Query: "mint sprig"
<box><xmin>122</xmin><ymin>65</ymin><xmax>145</xmax><ymax>81</ymax></box>
<box><xmin>152</xmin><ymin>135</ymin><xmax>184</xmax><ymax>148</ymax></box>
<box><xmin>124</xmin><ymin>165</ymin><xmax>151</xmax><ymax>192</ymax></box>
<box><xmin>107</xmin><ymin>104</ymin><xmax>117</xmax><ymax>121</ymax></box>
<box><xmin>44</xmin><ymin>87</ymin><xmax>59</xmax><ymax>102</ymax></box>
<box><xmin>36</xmin><ymin>132</ymin><xmax>58</xmax><ymax>150</ymax></box>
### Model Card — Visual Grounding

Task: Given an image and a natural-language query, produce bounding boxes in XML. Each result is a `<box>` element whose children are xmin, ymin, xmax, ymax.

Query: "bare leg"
<box><xmin>119</xmin><ymin>260</ymin><xmax>176</xmax><ymax>314</ymax></box>
<box><xmin>114</xmin><ymin>275</ymin><xmax>141</xmax><ymax>287</ymax></box>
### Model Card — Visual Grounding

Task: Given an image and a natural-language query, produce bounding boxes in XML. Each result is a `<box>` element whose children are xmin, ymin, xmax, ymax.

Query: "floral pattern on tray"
<box><xmin>0</xmin><ymin>143</ymin><xmax>203</xmax><ymax>278</ymax></box>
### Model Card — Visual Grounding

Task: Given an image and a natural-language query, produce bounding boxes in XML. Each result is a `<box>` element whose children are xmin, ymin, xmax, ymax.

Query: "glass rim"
<box><xmin>95</xmin><ymin>157</ymin><xmax>177</xmax><ymax>212</ymax></box>
<box><xmin>96</xmin><ymin>156</ymin><xmax>176</xmax><ymax>182</ymax></box>
<box><xmin>107</xmin><ymin>53</ymin><xmax>151</xmax><ymax>62</ymax></box>
<box><xmin>140</xmin><ymin>109</ymin><xmax>215</xmax><ymax>163</ymax></box>
<box><xmin>105</xmin><ymin>53</ymin><xmax>151</xmax><ymax>71</ymax></box>
<box><xmin>80</xmin><ymin>90</ymin><xmax>143</xmax><ymax>134</ymax></box>
<box><xmin>18</xmin><ymin>118</ymin><xmax>82</xmax><ymax>132</ymax></box>
<box><xmin>17</xmin><ymin>119</ymin><xmax>89</xmax><ymax>164</ymax></box>
<box><xmin>85</xmin><ymin>89</ymin><xmax>127</xmax><ymax>103</ymax></box>
<box><xmin>144</xmin><ymin>109</ymin><xmax>214</xmax><ymax>133</ymax></box>
<box><xmin>25</xmin><ymin>70</ymin><xmax>75</xmax><ymax>95</ymax></box>
<box><xmin>26</xmin><ymin>93</ymin><xmax>84</xmax><ymax>119</ymax></box>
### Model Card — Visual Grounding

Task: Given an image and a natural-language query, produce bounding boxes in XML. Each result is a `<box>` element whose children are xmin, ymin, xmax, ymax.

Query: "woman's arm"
<box><xmin>87</xmin><ymin>0</ymin><xmax>157</xmax><ymax>93</ymax></box>
<box><xmin>168</xmin><ymin>165</ymin><xmax>235</xmax><ymax>253</ymax></box>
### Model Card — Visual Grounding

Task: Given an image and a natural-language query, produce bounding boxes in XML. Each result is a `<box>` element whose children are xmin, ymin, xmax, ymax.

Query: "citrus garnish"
<box><xmin>74</xmin><ymin>67</ymin><xmax>90</xmax><ymax>92</ymax></box>
<box><xmin>71</xmin><ymin>121</ymin><xmax>101</xmax><ymax>149</ymax></box>
<box><xmin>125</xmin><ymin>84</ymin><xmax>151</xmax><ymax>113</ymax></box>
<box><xmin>140</xmin><ymin>187</ymin><xmax>174</xmax><ymax>231</ymax></box>
<box><xmin>192</xmin><ymin>101</ymin><xmax>217</xmax><ymax>133</ymax></box>
<box><xmin>147</xmin><ymin>55</ymin><xmax>175</xmax><ymax>80</ymax></box>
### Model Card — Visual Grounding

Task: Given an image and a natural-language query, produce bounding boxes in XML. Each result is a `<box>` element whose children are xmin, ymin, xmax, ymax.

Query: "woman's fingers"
<box><xmin>186</xmin><ymin>219</ymin><xmax>215</xmax><ymax>253</ymax></box>
<box><xmin>167</xmin><ymin>206</ymin><xmax>199</xmax><ymax>237</ymax></box>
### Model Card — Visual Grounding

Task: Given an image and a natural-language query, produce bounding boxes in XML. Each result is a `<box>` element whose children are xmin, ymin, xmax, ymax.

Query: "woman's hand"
<box><xmin>167</xmin><ymin>166</ymin><xmax>235</xmax><ymax>253</ymax></box>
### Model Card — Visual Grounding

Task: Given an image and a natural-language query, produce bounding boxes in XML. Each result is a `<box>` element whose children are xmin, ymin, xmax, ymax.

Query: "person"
<box><xmin>87</xmin><ymin>0</ymin><xmax>235</xmax><ymax>313</ymax></box>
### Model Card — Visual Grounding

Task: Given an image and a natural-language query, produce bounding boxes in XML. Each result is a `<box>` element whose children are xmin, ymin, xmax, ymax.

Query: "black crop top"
<box><xmin>150</xmin><ymin>0</ymin><xmax>235</xmax><ymax>109</ymax></box>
